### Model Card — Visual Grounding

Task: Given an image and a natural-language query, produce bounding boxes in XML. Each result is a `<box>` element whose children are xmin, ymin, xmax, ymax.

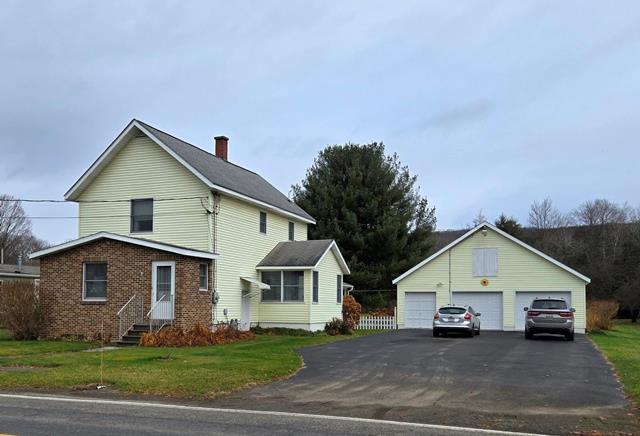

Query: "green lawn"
<box><xmin>590</xmin><ymin>320</ymin><xmax>640</xmax><ymax>404</ymax></box>
<box><xmin>0</xmin><ymin>329</ymin><xmax>384</xmax><ymax>398</ymax></box>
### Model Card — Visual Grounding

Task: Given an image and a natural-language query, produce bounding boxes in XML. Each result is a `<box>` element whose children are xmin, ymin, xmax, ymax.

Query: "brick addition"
<box><xmin>38</xmin><ymin>238</ymin><xmax>213</xmax><ymax>341</ymax></box>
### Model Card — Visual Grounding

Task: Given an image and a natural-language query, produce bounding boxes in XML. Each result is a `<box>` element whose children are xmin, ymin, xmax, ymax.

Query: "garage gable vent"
<box><xmin>472</xmin><ymin>248</ymin><xmax>498</xmax><ymax>277</ymax></box>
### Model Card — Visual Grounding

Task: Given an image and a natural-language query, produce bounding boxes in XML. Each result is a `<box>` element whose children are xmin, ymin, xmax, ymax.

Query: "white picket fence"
<box><xmin>357</xmin><ymin>308</ymin><xmax>397</xmax><ymax>330</ymax></box>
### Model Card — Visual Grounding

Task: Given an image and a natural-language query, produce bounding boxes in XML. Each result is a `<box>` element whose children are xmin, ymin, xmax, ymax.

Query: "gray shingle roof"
<box><xmin>136</xmin><ymin>120</ymin><xmax>314</xmax><ymax>222</ymax></box>
<box><xmin>257</xmin><ymin>240</ymin><xmax>334</xmax><ymax>267</ymax></box>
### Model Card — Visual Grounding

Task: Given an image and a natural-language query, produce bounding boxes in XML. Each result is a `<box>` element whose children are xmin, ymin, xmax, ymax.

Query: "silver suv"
<box><xmin>524</xmin><ymin>298</ymin><xmax>575</xmax><ymax>341</ymax></box>
<box><xmin>433</xmin><ymin>305</ymin><xmax>481</xmax><ymax>337</ymax></box>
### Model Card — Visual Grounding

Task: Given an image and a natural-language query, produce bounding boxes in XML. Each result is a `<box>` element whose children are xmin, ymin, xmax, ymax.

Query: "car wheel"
<box><xmin>466</xmin><ymin>329</ymin><xmax>474</xmax><ymax>338</ymax></box>
<box><xmin>566</xmin><ymin>331</ymin><xmax>575</xmax><ymax>341</ymax></box>
<box><xmin>525</xmin><ymin>329</ymin><xmax>532</xmax><ymax>340</ymax></box>
<box><xmin>475</xmin><ymin>326</ymin><xmax>480</xmax><ymax>336</ymax></box>
<box><xmin>433</xmin><ymin>329</ymin><xmax>439</xmax><ymax>337</ymax></box>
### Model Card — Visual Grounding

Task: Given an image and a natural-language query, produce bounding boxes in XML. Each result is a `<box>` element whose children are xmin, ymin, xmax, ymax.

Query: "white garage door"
<box><xmin>515</xmin><ymin>292</ymin><xmax>572</xmax><ymax>331</ymax></box>
<box><xmin>453</xmin><ymin>292</ymin><xmax>503</xmax><ymax>330</ymax></box>
<box><xmin>404</xmin><ymin>292</ymin><xmax>436</xmax><ymax>328</ymax></box>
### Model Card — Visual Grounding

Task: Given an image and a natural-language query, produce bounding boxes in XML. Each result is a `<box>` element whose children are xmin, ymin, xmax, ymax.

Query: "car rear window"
<box><xmin>531</xmin><ymin>300</ymin><xmax>567</xmax><ymax>310</ymax></box>
<box><xmin>439</xmin><ymin>307</ymin><xmax>466</xmax><ymax>315</ymax></box>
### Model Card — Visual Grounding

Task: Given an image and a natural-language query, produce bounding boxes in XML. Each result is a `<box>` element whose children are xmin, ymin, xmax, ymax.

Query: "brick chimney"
<box><xmin>214</xmin><ymin>136</ymin><xmax>229</xmax><ymax>161</ymax></box>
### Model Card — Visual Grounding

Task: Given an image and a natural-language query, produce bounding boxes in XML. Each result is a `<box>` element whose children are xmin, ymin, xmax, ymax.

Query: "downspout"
<box><xmin>448</xmin><ymin>249</ymin><xmax>452</xmax><ymax>305</ymax></box>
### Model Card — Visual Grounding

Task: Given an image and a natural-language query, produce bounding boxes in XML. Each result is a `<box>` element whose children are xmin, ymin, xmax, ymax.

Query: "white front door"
<box><xmin>151</xmin><ymin>261</ymin><xmax>175</xmax><ymax>320</ymax></box>
<box><xmin>453</xmin><ymin>292</ymin><xmax>504</xmax><ymax>330</ymax></box>
<box><xmin>404</xmin><ymin>292</ymin><xmax>436</xmax><ymax>328</ymax></box>
<box><xmin>240</xmin><ymin>292</ymin><xmax>251</xmax><ymax>331</ymax></box>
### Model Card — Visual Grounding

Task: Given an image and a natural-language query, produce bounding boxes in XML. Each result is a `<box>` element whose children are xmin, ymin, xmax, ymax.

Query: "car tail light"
<box><xmin>559</xmin><ymin>312</ymin><xmax>573</xmax><ymax>318</ymax></box>
<box><xmin>434</xmin><ymin>312</ymin><xmax>440</xmax><ymax>320</ymax></box>
<box><xmin>527</xmin><ymin>311</ymin><xmax>541</xmax><ymax>317</ymax></box>
<box><xmin>464</xmin><ymin>312</ymin><xmax>472</xmax><ymax>320</ymax></box>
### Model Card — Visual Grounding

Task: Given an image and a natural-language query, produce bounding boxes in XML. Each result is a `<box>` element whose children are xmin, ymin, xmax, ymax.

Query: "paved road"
<box><xmin>214</xmin><ymin>330</ymin><xmax>638</xmax><ymax>435</ymax></box>
<box><xmin>0</xmin><ymin>393</ymin><xmax>542</xmax><ymax>436</ymax></box>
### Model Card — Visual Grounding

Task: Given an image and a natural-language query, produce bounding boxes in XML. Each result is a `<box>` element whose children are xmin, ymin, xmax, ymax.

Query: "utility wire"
<box><xmin>0</xmin><ymin>196</ymin><xmax>208</xmax><ymax>203</ymax></box>
<box><xmin>0</xmin><ymin>211</ymin><xmax>208</xmax><ymax>220</ymax></box>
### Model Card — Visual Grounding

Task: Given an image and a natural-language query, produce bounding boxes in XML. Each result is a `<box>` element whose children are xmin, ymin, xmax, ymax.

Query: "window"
<box><xmin>439</xmin><ymin>307</ymin><xmax>466</xmax><ymax>315</ymax></box>
<box><xmin>472</xmin><ymin>248</ymin><xmax>498</xmax><ymax>277</ymax></box>
<box><xmin>261</xmin><ymin>271</ymin><xmax>281</xmax><ymax>301</ymax></box>
<box><xmin>313</xmin><ymin>271</ymin><xmax>319</xmax><ymax>303</ymax></box>
<box><xmin>336</xmin><ymin>274</ymin><xmax>343</xmax><ymax>304</ymax></box>
<box><xmin>131</xmin><ymin>199</ymin><xmax>153</xmax><ymax>233</ymax></box>
<box><xmin>261</xmin><ymin>271</ymin><xmax>304</xmax><ymax>302</ymax></box>
<box><xmin>199</xmin><ymin>263</ymin><xmax>208</xmax><ymax>291</ymax></box>
<box><xmin>531</xmin><ymin>299</ymin><xmax>567</xmax><ymax>310</ymax></box>
<box><xmin>283</xmin><ymin>271</ymin><xmax>304</xmax><ymax>302</ymax></box>
<box><xmin>83</xmin><ymin>263</ymin><xmax>107</xmax><ymax>300</ymax></box>
<box><xmin>259</xmin><ymin>211</ymin><xmax>267</xmax><ymax>234</ymax></box>
<box><xmin>288</xmin><ymin>222</ymin><xmax>295</xmax><ymax>241</ymax></box>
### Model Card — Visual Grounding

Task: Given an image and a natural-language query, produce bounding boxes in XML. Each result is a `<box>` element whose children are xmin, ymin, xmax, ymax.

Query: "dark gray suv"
<box><xmin>524</xmin><ymin>298</ymin><xmax>575</xmax><ymax>341</ymax></box>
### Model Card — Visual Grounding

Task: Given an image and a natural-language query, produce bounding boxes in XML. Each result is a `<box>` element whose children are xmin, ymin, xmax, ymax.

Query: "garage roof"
<box><xmin>392</xmin><ymin>222</ymin><xmax>590</xmax><ymax>284</ymax></box>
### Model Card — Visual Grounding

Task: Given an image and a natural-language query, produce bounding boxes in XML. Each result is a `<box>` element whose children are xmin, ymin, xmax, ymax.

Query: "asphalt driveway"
<box><xmin>217</xmin><ymin>330</ymin><xmax>638</xmax><ymax>435</ymax></box>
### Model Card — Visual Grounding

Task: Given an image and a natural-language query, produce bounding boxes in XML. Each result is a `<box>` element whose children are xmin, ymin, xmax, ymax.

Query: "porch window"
<box><xmin>261</xmin><ymin>271</ymin><xmax>281</xmax><ymax>301</ymax></box>
<box><xmin>261</xmin><ymin>270</ymin><xmax>304</xmax><ymax>302</ymax></box>
<box><xmin>199</xmin><ymin>263</ymin><xmax>208</xmax><ymax>291</ymax></box>
<box><xmin>131</xmin><ymin>199</ymin><xmax>153</xmax><ymax>233</ymax></box>
<box><xmin>283</xmin><ymin>271</ymin><xmax>304</xmax><ymax>302</ymax></box>
<box><xmin>83</xmin><ymin>262</ymin><xmax>107</xmax><ymax>301</ymax></box>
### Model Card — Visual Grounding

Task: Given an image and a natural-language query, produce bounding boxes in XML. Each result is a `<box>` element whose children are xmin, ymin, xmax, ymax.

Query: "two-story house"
<box><xmin>31</xmin><ymin>120</ymin><xmax>350</xmax><ymax>341</ymax></box>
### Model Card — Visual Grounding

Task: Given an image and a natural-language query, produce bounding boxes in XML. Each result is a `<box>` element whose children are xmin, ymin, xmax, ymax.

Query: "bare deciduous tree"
<box><xmin>0</xmin><ymin>195</ymin><xmax>47</xmax><ymax>264</ymax></box>
<box><xmin>528</xmin><ymin>197</ymin><xmax>563</xmax><ymax>230</ymax></box>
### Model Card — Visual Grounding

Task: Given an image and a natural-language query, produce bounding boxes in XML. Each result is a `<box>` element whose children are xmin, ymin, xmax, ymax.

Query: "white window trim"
<box><xmin>288</xmin><ymin>221</ymin><xmax>295</xmax><ymax>241</ymax></box>
<box><xmin>83</xmin><ymin>262</ymin><xmax>107</xmax><ymax>302</ymax></box>
<box><xmin>199</xmin><ymin>263</ymin><xmax>209</xmax><ymax>292</ymax></box>
<box><xmin>261</xmin><ymin>270</ymin><xmax>305</xmax><ymax>303</ymax></box>
<box><xmin>130</xmin><ymin>198</ymin><xmax>154</xmax><ymax>234</ymax></box>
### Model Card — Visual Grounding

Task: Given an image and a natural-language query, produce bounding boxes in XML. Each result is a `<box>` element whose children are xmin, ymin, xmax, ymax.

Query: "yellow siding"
<box><xmin>397</xmin><ymin>228</ymin><xmax>587</xmax><ymax>331</ymax></box>
<box><xmin>215</xmin><ymin>195</ymin><xmax>309</xmax><ymax>323</ymax></box>
<box><xmin>77</xmin><ymin>136</ymin><xmax>212</xmax><ymax>251</ymax></box>
<box><xmin>310</xmin><ymin>250</ymin><xmax>344</xmax><ymax>324</ymax></box>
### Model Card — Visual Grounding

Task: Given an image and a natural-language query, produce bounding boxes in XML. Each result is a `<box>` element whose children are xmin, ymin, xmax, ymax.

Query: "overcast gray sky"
<box><xmin>1</xmin><ymin>0</ymin><xmax>639</xmax><ymax>245</ymax></box>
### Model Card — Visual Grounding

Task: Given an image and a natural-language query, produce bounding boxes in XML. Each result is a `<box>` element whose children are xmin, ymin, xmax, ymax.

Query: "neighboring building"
<box><xmin>0</xmin><ymin>263</ymin><xmax>40</xmax><ymax>287</ymax></box>
<box><xmin>393</xmin><ymin>222</ymin><xmax>589</xmax><ymax>333</ymax></box>
<box><xmin>31</xmin><ymin>120</ymin><xmax>349</xmax><ymax>341</ymax></box>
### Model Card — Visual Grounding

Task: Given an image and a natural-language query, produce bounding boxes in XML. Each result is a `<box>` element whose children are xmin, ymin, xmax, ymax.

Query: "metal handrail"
<box><xmin>117</xmin><ymin>294</ymin><xmax>137</xmax><ymax>316</ymax></box>
<box><xmin>146</xmin><ymin>294</ymin><xmax>167</xmax><ymax>318</ymax></box>
<box><xmin>117</xmin><ymin>294</ymin><xmax>144</xmax><ymax>340</ymax></box>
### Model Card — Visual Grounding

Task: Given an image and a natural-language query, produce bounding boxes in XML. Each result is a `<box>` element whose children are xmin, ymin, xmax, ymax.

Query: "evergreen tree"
<box><xmin>292</xmin><ymin>143</ymin><xmax>436</xmax><ymax>290</ymax></box>
<box><xmin>494</xmin><ymin>213</ymin><xmax>523</xmax><ymax>238</ymax></box>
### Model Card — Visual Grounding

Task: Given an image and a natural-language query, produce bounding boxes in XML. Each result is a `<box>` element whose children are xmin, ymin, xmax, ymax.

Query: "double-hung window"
<box><xmin>83</xmin><ymin>262</ymin><xmax>107</xmax><ymax>301</ymax></box>
<box><xmin>472</xmin><ymin>248</ymin><xmax>498</xmax><ymax>277</ymax></box>
<box><xmin>312</xmin><ymin>271</ymin><xmax>319</xmax><ymax>303</ymax></box>
<box><xmin>259</xmin><ymin>211</ymin><xmax>267</xmax><ymax>234</ymax></box>
<box><xmin>131</xmin><ymin>199</ymin><xmax>153</xmax><ymax>233</ymax></box>
<box><xmin>199</xmin><ymin>263</ymin><xmax>208</xmax><ymax>291</ymax></box>
<box><xmin>288</xmin><ymin>222</ymin><xmax>295</xmax><ymax>241</ymax></box>
<box><xmin>336</xmin><ymin>274</ymin><xmax>343</xmax><ymax>304</ymax></box>
<box><xmin>261</xmin><ymin>271</ymin><xmax>304</xmax><ymax>302</ymax></box>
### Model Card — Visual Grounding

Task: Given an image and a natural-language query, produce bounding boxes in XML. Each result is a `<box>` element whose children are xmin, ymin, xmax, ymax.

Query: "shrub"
<box><xmin>363</xmin><ymin>307</ymin><xmax>394</xmax><ymax>317</ymax></box>
<box><xmin>0</xmin><ymin>281</ymin><xmax>43</xmax><ymax>340</ymax></box>
<box><xmin>587</xmin><ymin>300</ymin><xmax>619</xmax><ymax>332</ymax></box>
<box><xmin>250</xmin><ymin>325</ymin><xmax>317</xmax><ymax>336</ymax></box>
<box><xmin>324</xmin><ymin>317</ymin><xmax>352</xmax><ymax>336</ymax></box>
<box><xmin>342</xmin><ymin>295</ymin><xmax>361</xmax><ymax>330</ymax></box>
<box><xmin>140</xmin><ymin>322</ymin><xmax>255</xmax><ymax>347</ymax></box>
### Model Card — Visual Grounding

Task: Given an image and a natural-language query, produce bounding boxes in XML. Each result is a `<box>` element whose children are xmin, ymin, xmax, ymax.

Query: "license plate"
<box><xmin>544</xmin><ymin>314</ymin><xmax>555</xmax><ymax>318</ymax></box>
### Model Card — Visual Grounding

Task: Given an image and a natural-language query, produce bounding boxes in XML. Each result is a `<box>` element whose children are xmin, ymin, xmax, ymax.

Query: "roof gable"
<box><xmin>392</xmin><ymin>222</ymin><xmax>590</xmax><ymax>284</ymax></box>
<box><xmin>65</xmin><ymin>120</ymin><xmax>315</xmax><ymax>224</ymax></box>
